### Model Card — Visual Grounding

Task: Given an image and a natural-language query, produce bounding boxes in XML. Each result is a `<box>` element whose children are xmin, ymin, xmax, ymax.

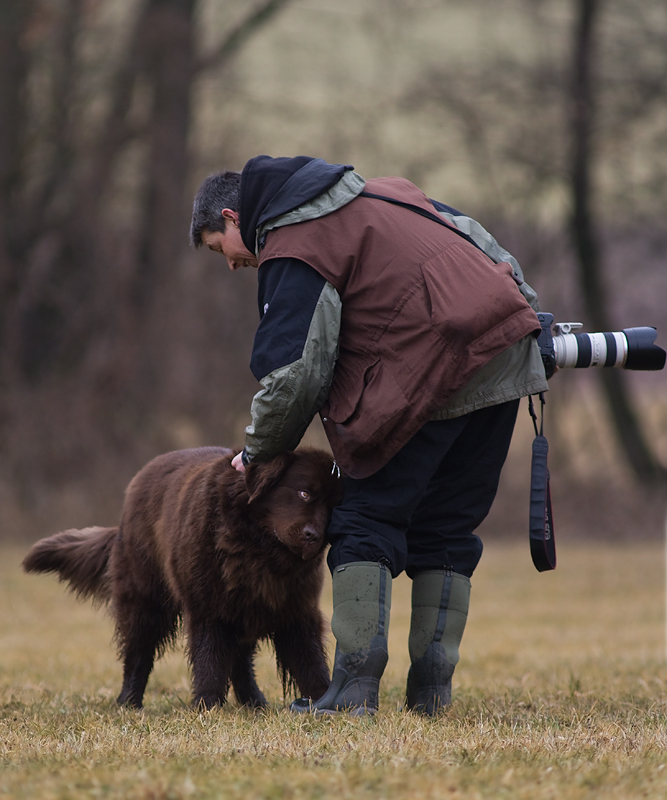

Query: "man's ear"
<box><xmin>221</xmin><ymin>208</ymin><xmax>239</xmax><ymax>226</ymax></box>
<box><xmin>245</xmin><ymin>452</ymin><xmax>293</xmax><ymax>504</ymax></box>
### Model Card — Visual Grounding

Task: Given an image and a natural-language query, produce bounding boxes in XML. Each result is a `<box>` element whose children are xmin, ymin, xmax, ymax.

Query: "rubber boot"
<box><xmin>405</xmin><ymin>569</ymin><xmax>470</xmax><ymax>716</ymax></box>
<box><xmin>291</xmin><ymin>561</ymin><xmax>392</xmax><ymax>716</ymax></box>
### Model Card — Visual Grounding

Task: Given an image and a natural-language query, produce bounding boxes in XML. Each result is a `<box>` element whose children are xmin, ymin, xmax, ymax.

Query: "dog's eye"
<box><xmin>298</xmin><ymin>491</ymin><xmax>311</xmax><ymax>502</ymax></box>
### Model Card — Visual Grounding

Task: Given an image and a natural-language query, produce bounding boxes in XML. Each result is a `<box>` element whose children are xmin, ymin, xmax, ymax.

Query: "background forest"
<box><xmin>1</xmin><ymin>0</ymin><xmax>666</xmax><ymax>542</ymax></box>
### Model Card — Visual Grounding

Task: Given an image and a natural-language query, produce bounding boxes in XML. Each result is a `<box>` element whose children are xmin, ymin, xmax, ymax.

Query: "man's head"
<box><xmin>190</xmin><ymin>170</ymin><xmax>258</xmax><ymax>270</ymax></box>
<box><xmin>190</xmin><ymin>171</ymin><xmax>241</xmax><ymax>246</ymax></box>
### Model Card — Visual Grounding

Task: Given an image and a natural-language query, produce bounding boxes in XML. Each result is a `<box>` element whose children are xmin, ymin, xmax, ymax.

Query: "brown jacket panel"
<box><xmin>260</xmin><ymin>177</ymin><xmax>541</xmax><ymax>477</ymax></box>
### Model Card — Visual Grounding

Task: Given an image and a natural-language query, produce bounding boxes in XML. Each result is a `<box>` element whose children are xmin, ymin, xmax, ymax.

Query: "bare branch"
<box><xmin>32</xmin><ymin>0</ymin><xmax>86</xmax><ymax>229</ymax></box>
<box><xmin>195</xmin><ymin>0</ymin><xmax>292</xmax><ymax>74</ymax></box>
<box><xmin>80</xmin><ymin>0</ymin><xmax>152</xmax><ymax>220</ymax></box>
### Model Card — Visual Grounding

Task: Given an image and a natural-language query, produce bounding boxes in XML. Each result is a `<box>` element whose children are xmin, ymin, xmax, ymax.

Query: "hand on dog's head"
<box><xmin>239</xmin><ymin>450</ymin><xmax>342</xmax><ymax>561</ymax></box>
<box><xmin>244</xmin><ymin>451</ymin><xmax>295</xmax><ymax>504</ymax></box>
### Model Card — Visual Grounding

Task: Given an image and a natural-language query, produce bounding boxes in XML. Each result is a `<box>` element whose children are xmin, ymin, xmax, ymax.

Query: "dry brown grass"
<box><xmin>2</xmin><ymin>538</ymin><xmax>667</xmax><ymax>799</ymax></box>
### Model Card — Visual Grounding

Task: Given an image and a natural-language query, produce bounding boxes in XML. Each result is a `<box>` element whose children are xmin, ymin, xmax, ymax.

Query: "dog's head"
<box><xmin>244</xmin><ymin>449</ymin><xmax>343</xmax><ymax>561</ymax></box>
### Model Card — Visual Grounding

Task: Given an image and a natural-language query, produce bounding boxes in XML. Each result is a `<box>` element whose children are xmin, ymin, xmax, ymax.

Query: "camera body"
<box><xmin>536</xmin><ymin>312</ymin><xmax>666</xmax><ymax>379</ymax></box>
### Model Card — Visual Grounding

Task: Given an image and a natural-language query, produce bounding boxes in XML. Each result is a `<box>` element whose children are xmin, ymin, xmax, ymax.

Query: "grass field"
<box><xmin>1</xmin><ymin>539</ymin><xmax>666</xmax><ymax>799</ymax></box>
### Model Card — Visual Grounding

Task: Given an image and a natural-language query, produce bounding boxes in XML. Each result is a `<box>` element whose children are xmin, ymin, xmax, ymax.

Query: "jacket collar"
<box><xmin>239</xmin><ymin>156</ymin><xmax>361</xmax><ymax>254</ymax></box>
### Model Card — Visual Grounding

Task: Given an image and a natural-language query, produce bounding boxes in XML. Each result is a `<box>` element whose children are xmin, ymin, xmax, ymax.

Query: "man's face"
<box><xmin>202</xmin><ymin>209</ymin><xmax>258</xmax><ymax>271</ymax></box>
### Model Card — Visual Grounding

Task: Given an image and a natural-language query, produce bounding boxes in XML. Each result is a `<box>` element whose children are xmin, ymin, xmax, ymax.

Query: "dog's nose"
<box><xmin>303</xmin><ymin>525</ymin><xmax>320</xmax><ymax>542</ymax></box>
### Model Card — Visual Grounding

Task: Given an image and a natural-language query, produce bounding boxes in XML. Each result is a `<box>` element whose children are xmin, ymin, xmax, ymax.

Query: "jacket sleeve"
<box><xmin>242</xmin><ymin>257</ymin><xmax>341</xmax><ymax>463</ymax></box>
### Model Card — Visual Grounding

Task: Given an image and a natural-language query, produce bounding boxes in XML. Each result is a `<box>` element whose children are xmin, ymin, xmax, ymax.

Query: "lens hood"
<box><xmin>622</xmin><ymin>327</ymin><xmax>666</xmax><ymax>371</ymax></box>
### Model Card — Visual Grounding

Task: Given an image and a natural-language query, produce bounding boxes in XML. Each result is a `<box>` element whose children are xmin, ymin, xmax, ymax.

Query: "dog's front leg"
<box><xmin>273</xmin><ymin>615</ymin><xmax>330</xmax><ymax>701</ymax></box>
<box><xmin>230</xmin><ymin>641</ymin><xmax>268</xmax><ymax>709</ymax></box>
<box><xmin>186</xmin><ymin>615</ymin><xmax>235</xmax><ymax>710</ymax></box>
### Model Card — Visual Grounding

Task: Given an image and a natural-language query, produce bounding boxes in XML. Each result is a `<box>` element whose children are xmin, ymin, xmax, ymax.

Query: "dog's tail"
<box><xmin>22</xmin><ymin>526</ymin><xmax>118</xmax><ymax>603</ymax></box>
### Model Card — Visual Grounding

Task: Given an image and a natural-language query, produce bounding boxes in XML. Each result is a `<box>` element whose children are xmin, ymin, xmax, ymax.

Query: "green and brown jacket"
<box><xmin>238</xmin><ymin>156</ymin><xmax>548</xmax><ymax>478</ymax></box>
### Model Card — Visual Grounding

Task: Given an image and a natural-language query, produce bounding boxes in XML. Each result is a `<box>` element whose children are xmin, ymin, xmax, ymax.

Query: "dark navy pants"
<box><xmin>327</xmin><ymin>399</ymin><xmax>520</xmax><ymax>579</ymax></box>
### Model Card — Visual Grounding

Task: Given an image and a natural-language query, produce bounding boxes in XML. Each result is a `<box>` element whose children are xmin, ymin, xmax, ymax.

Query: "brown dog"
<box><xmin>23</xmin><ymin>447</ymin><xmax>342</xmax><ymax>710</ymax></box>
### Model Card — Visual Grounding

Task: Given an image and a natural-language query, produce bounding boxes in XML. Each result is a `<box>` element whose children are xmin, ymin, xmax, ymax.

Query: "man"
<box><xmin>190</xmin><ymin>155</ymin><xmax>548</xmax><ymax>716</ymax></box>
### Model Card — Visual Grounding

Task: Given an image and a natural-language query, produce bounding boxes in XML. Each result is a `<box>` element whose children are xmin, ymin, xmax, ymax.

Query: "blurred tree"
<box><xmin>1</xmin><ymin>0</ymin><xmax>664</xmax><ymax>537</ymax></box>
<box><xmin>0</xmin><ymin>0</ymin><xmax>291</xmax><ymax>530</ymax></box>
<box><xmin>0</xmin><ymin>0</ymin><xmax>290</xmax><ymax>381</ymax></box>
<box><xmin>408</xmin><ymin>0</ymin><xmax>667</xmax><ymax>485</ymax></box>
<box><xmin>0</xmin><ymin>0</ymin><xmax>38</xmax><ymax>354</ymax></box>
<box><xmin>569</xmin><ymin>0</ymin><xmax>666</xmax><ymax>483</ymax></box>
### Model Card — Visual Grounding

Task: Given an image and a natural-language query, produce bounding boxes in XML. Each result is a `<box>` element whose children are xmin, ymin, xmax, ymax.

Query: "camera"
<box><xmin>536</xmin><ymin>312</ymin><xmax>666</xmax><ymax>379</ymax></box>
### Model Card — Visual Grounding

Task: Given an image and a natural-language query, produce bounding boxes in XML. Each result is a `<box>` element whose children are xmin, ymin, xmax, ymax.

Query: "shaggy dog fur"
<box><xmin>23</xmin><ymin>447</ymin><xmax>342</xmax><ymax>710</ymax></box>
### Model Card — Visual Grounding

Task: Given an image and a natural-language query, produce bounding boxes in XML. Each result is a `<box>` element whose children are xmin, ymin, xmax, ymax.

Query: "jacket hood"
<box><xmin>239</xmin><ymin>156</ymin><xmax>354</xmax><ymax>252</ymax></box>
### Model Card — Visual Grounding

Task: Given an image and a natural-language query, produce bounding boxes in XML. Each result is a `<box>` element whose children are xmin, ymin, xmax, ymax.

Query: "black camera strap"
<box><xmin>528</xmin><ymin>393</ymin><xmax>556</xmax><ymax>571</ymax></box>
<box><xmin>359</xmin><ymin>191</ymin><xmax>484</xmax><ymax>251</ymax></box>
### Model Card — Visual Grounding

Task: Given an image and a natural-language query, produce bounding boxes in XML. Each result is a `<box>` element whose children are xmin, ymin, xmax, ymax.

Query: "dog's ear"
<box><xmin>245</xmin><ymin>452</ymin><xmax>294</xmax><ymax>504</ymax></box>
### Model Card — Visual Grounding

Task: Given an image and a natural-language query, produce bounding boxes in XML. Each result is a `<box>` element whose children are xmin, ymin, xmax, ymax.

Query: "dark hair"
<box><xmin>190</xmin><ymin>171</ymin><xmax>242</xmax><ymax>247</ymax></box>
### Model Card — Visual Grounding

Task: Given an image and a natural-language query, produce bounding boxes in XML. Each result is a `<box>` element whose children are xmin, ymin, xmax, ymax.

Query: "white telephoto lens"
<box><xmin>553</xmin><ymin>333</ymin><xmax>579</xmax><ymax>368</ymax></box>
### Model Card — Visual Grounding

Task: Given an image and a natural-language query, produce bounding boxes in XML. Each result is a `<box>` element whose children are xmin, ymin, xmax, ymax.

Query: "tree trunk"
<box><xmin>135</xmin><ymin>0</ymin><xmax>197</xmax><ymax>311</ymax></box>
<box><xmin>0</xmin><ymin>0</ymin><xmax>36</xmax><ymax>317</ymax></box>
<box><xmin>569</xmin><ymin>0</ymin><xmax>666</xmax><ymax>484</ymax></box>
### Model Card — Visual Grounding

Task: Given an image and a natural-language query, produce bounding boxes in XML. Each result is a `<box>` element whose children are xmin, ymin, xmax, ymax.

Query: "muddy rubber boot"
<box><xmin>405</xmin><ymin>569</ymin><xmax>470</xmax><ymax>716</ymax></box>
<box><xmin>291</xmin><ymin>561</ymin><xmax>391</xmax><ymax>716</ymax></box>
